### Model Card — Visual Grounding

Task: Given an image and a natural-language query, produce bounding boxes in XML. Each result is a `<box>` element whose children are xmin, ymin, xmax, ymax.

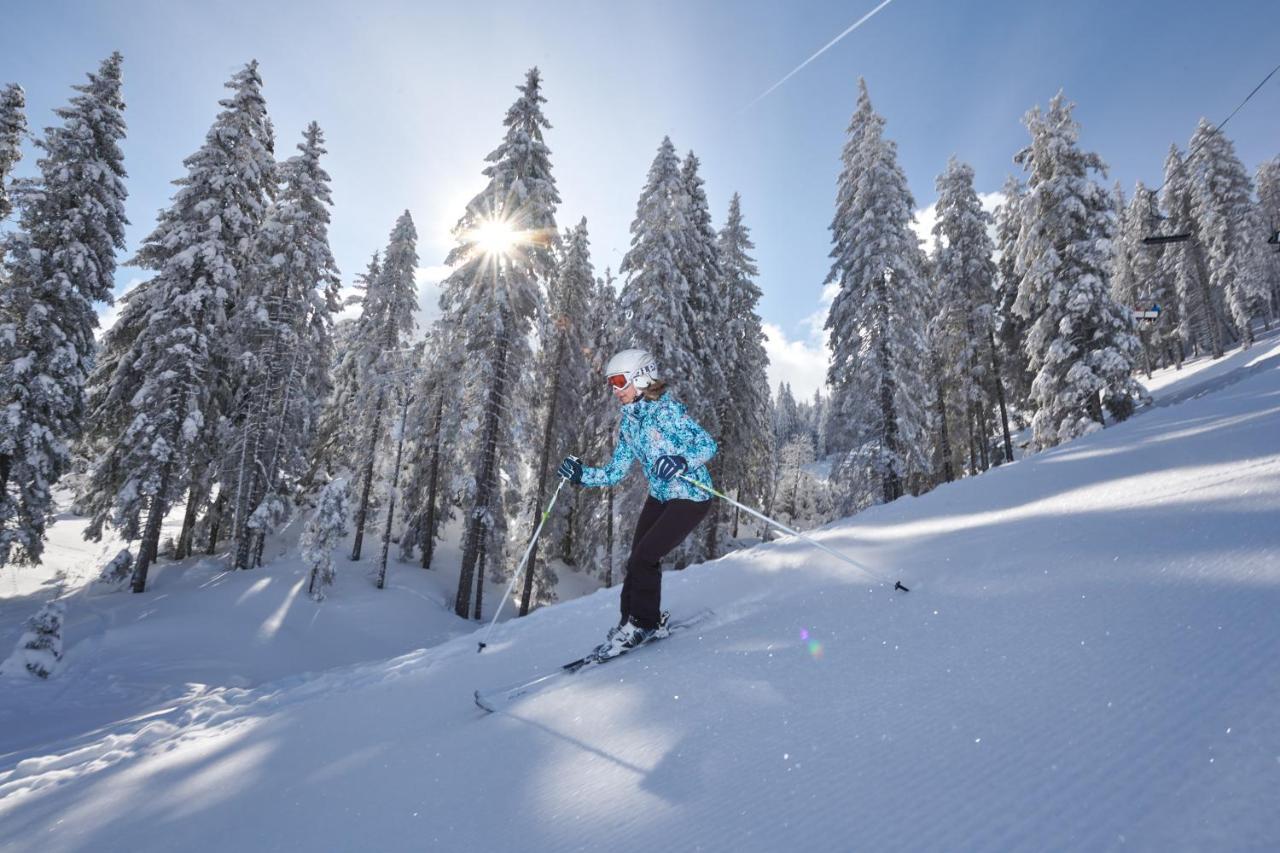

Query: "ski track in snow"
<box><xmin>1</xmin><ymin>335</ymin><xmax>1279</xmax><ymax>852</ymax></box>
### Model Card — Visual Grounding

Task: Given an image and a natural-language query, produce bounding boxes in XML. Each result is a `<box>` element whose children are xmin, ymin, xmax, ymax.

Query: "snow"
<box><xmin>2</xmin><ymin>334</ymin><xmax>1279</xmax><ymax>851</ymax></box>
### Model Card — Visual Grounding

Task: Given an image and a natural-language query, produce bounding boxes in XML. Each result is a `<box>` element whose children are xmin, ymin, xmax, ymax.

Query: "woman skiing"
<box><xmin>557</xmin><ymin>348</ymin><xmax>718</xmax><ymax>658</ymax></box>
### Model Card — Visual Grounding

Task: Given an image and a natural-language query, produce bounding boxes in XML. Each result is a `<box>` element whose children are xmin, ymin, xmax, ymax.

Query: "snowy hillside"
<box><xmin>3</xmin><ymin>336</ymin><xmax>1279</xmax><ymax>852</ymax></box>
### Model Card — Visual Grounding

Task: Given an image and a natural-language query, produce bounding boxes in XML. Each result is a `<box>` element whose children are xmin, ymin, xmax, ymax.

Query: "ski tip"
<box><xmin>474</xmin><ymin>690</ymin><xmax>495</xmax><ymax>713</ymax></box>
<box><xmin>894</xmin><ymin>581</ymin><xmax>910</xmax><ymax>593</ymax></box>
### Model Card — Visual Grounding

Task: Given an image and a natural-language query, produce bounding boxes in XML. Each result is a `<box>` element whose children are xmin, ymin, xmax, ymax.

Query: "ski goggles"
<box><xmin>606</xmin><ymin>373</ymin><xmax>631</xmax><ymax>390</ymax></box>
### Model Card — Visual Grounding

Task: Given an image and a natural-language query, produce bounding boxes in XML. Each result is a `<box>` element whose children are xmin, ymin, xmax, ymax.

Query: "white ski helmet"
<box><xmin>604</xmin><ymin>348</ymin><xmax>660</xmax><ymax>390</ymax></box>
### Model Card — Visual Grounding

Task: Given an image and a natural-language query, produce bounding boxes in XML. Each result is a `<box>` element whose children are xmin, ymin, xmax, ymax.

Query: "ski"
<box><xmin>474</xmin><ymin>608</ymin><xmax>714</xmax><ymax>713</ymax></box>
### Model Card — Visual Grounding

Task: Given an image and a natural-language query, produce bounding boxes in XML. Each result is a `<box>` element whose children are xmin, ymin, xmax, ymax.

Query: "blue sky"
<box><xmin>4</xmin><ymin>0</ymin><xmax>1278</xmax><ymax>396</ymax></box>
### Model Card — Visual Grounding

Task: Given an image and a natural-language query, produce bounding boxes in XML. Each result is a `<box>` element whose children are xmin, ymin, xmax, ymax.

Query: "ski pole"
<box><xmin>477</xmin><ymin>461</ymin><xmax>576</xmax><ymax>652</ymax></box>
<box><xmin>678</xmin><ymin>474</ymin><xmax>909</xmax><ymax>593</ymax></box>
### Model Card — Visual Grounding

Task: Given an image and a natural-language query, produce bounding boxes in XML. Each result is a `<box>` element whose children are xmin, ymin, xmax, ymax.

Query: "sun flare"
<box><xmin>469</xmin><ymin>216</ymin><xmax>521</xmax><ymax>258</ymax></box>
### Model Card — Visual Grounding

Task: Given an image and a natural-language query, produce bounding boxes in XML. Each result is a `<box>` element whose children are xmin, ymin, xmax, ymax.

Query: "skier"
<box><xmin>557</xmin><ymin>348</ymin><xmax>718</xmax><ymax>658</ymax></box>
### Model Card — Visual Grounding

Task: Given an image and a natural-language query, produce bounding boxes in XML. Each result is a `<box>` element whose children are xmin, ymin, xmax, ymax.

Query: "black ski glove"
<box><xmin>653</xmin><ymin>455</ymin><xmax>687</xmax><ymax>482</ymax></box>
<box><xmin>557</xmin><ymin>456</ymin><xmax>583</xmax><ymax>484</ymax></box>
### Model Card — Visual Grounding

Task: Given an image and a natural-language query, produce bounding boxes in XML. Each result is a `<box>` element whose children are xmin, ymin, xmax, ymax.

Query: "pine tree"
<box><xmin>930</xmin><ymin>157</ymin><xmax>1003</xmax><ymax>477</ymax></box>
<box><xmin>447</xmin><ymin>68</ymin><xmax>559</xmax><ymax>620</ymax></box>
<box><xmin>1012</xmin><ymin>92</ymin><xmax>1144</xmax><ymax>450</ymax></box>
<box><xmin>303</xmin><ymin>477</ymin><xmax>350</xmax><ymax>601</ymax></box>
<box><xmin>824</xmin><ymin>79</ymin><xmax>931</xmax><ymax>509</ymax></box>
<box><xmin>714</xmin><ymin>193</ymin><xmax>772</xmax><ymax>542</ymax></box>
<box><xmin>79</xmin><ymin>61</ymin><xmax>275</xmax><ymax>592</ymax></box>
<box><xmin>349</xmin><ymin>211</ymin><xmax>419</xmax><ymax>562</ymax></box>
<box><xmin>226</xmin><ymin>122</ymin><xmax>340</xmax><ymax>569</ymax></box>
<box><xmin>1113</xmin><ymin>183</ymin><xmax>1180</xmax><ymax>375</ymax></box>
<box><xmin>1257</xmin><ymin>157</ymin><xmax>1280</xmax><ymax>321</ymax></box>
<box><xmin>619</xmin><ymin>138</ymin><xmax>704</xmax><ymax>402</ymax></box>
<box><xmin>993</xmin><ymin>174</ymin><xmax>1032</xmax><ymax>418</ymax></box>
<box><xmin>1187</xmin><ymin>121</ymin><xmax>1267</xmax><ymax>347</ymax></box>
<box><xmin>0</xmin><ymin>54</ymin><xmax>128</xmax><ymax>565</ymax></box>
<box><xmin>569</xmin><ymin>269</ymin><xmax>624</xmax><ymax>585</ymax></box>
<box><xmin>774</xmin><ymin>436</ymin><xmax>832</xmax><ymax>531</ymax></box>
<box><xmin>400</xmin><ymin>319</ymin><xmax>465</xmax><ymax>570</ymax></box>
<box><xmin>1161</xmin><ymin>145</ymin><xmax>1220</xmax><ymax>358</ymax></box>
<box><xmin>519</xmin><ymin>218</ymin><xmax>594</xmax><ymax>613</ymax></box>
<box><xmin>0</xmin><ymin>83</ymin><xmax>26</xmax><ymax>222</ymax></box>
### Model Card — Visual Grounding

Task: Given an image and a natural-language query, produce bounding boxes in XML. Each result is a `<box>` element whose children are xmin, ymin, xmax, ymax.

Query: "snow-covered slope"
<box><xmin>3</xmin><ymin>338</ymin><xmax>1279</xmax><ymax>852</ymax></box>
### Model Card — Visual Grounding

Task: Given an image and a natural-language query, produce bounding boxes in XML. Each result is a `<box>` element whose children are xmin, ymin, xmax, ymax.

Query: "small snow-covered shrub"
<box><xmin>302</xmin><ymin>478</ymin><xmax>350</xmax><ymax>601</ymax></box>
<box><xmin>2</xmin><ymin>601</ymin><xmax>66</xmax><ymax>679</ymax></box>
<box><xmin>94</xmin><ymin>548</ymin><xmax>133</xmax><ymax>589</ymax></box>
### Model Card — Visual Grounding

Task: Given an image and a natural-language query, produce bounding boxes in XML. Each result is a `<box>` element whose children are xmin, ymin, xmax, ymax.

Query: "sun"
<box><xmin>469</xmin><ymin>216</ymin><xmax>520</xmax><ymax>258</ymax></box>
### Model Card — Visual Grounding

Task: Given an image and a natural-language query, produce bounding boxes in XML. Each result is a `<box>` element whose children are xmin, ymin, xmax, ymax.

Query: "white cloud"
<box><xmin>95</xmin><ymin>277</ymin><xmax>145</xmax><ymax>339</ymax></box>
<box><xmin>912</xmin><ymin>191</ymin><xmax>1005</xmax><ymax>253</ymax></box>
<box><xmin>762</xmin><ymin>282</ymin><xmax>835</xmax><ymax>400</ymax></box>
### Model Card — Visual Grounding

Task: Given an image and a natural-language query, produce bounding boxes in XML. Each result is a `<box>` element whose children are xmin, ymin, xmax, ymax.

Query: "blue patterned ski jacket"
<box><xmin>580</xmin><ymin>393</ymin><xmax>718</xmax><ymax>502</ymax></box>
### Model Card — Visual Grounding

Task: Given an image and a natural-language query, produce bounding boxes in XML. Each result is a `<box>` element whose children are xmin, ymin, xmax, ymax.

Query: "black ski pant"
<box><xmin>620</xmin><ymin>496</ymin><xmax>711</xmax><ymax>630</ymax></box>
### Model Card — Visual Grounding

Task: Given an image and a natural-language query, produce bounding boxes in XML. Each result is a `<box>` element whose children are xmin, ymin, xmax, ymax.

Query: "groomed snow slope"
<box><xmin>3</xmin><ymin>342</ymin><xmax>1279</xmax><ymax>853</ymax></box>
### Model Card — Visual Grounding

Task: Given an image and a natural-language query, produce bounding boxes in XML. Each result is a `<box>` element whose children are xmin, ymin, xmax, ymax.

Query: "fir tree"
<box><xmin>1012</xmin><ymin>92</ymin><xmax>1144</xmax><ymax>450</ymax></box>
<box><xmin>226</xmin><ymin>122</ymin><xmax>340</xmax><ymax>569</ymax></box>
<box><xmin>302</xmin><ymin>477</ymin><xmax>349</xmax><ymax>601</ymax></box>
<box><xmin>1187</xmin><ymin>121</ymin><xmax>1267</xmax><ymax>347</ymax></box>
<box><xmin>569</xmin><ymin>269</ymin><xmax>624</xmax><ymax>585</ymax></box>
<box><xmin>1161</xmin><ymin>145</ymin><xmax>1220</xmax><ymax>358</ymax></box>
<box><xmin>993</xmin><ymin>174</ymin><xmax>1033</xmax><ymax>416</ymax></box>
<box><xmin>519</xmin><ymin>218</ymin><xmax>594</xmax><ymax>613</ymax></box>
<box><xmin>447</xmin><ymin>68</ymin><xmax>559</xmax><ymax>619</ymax></box>
<box><xmin>824</xmin><ymin>79</ymin><xmax>931</xmax><ymax>508</ymax></box>
<box><xmin>0</xmin><ymin>83</ymin><xmax>26</xmax><ymax>222</ymax></box>
<box><xmin>350</xmin><ymin>211</ymin><xmax>419</xmax><ymax>562</ymax></box>
<box><xmin>0</xmin><ymin>54</ymin><xmax>128</xmax><ymax>565</ymax></box>
<box><xmin>1113</xmin><ymin>183</ymin><xmax>1180</xmax><ymax>375</ymax></box>
<box><xmin>714</xmin><ymin>193</ymin><xmax>773</xmax><ymax>541</ymax></box>
<box><xmin>79</xmin><ymin>61</ymin><xmax>275</xmax><ymax>592</ymax></box>
<box><xmin>1256</xmin><ymin>157</ymin><xmax>1280</xmax><ymax>321</ymax></box>
<box><xmin>930</xmin><ymin>157</ymin><xmax>1003</xmax><ymax>476</ymax></box>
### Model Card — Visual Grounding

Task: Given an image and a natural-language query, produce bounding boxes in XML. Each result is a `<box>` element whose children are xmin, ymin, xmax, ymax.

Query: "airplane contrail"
<box><xmin>746</xmin><ymin>0</ymin><xmax>900</xmax><ymax>109</ymax></box>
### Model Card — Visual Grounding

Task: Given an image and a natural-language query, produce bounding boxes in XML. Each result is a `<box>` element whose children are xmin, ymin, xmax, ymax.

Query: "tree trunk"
<box><xmin>174</xmin><ymin>482</ymin><xmax>204</xmax><ymax>560</ymax></box>
<box><xmin>376</xmin><ymin>392</ymin><xmax>411</xmax><ymax>590</ymax></box>
<box><xmin>132</xmin><ymin>458</ymin><xmax>174</xmax><ymax>594</ymax></box>
<box><xmin>1189</xmin><ymin>242</ymin><xmax>1224</xmax><ymax>358</ymax></box>
<box><xmin>420</xmin><ymin>391</ymin><xmax>445</xmax><ymax>569</ymax></box>
<box><xmin>206</xmin><ymin>490</ymin><xmax>227</xmax><ymax>554</ymax></box>
<box><xmin>604</xmin><ymin>488</ymin><xmax>614</xmax><ymax>588</ymax></box>
<box><xmin>473</xmin><ymin>535</ymin><xmax>487</xmax><ymax>622</ymax></box>
<box><xmin>520</xmin><ymin>336</ymin><xmax>566</xmax><ymax>616</ymax></box>
<box><xmin>987</xmin><ymin>329</ymin><xmax>1014</xmax><ymax>465</ymax></box>
<box><xmin>350</xmin><ymin>395</ymin><xmax>384</xmax><ymax>561</ymax></box>
<box><xmin>456</xmin><ymin>331</ymin><xmax>511</xmax><ymax>618</ymax></box>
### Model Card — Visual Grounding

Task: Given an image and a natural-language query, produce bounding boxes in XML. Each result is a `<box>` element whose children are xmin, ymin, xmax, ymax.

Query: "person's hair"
<box><xmin>640</xmin><ymin>379</ymin><xmax>667</xmax><ymax>401</ymax></box>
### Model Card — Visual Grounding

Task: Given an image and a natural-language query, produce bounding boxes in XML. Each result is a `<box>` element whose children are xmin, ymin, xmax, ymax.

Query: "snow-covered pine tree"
<box><xmin>1187</xmin><ymin>120</ymin><xmax>1267</xmax><ymax>348</ymax></box>
<box><xmin>1113</xmin><ymin>183</ymin><xmax>1180</xmax><ymax>375</ymax></box>
<box><xmin>619</xmin><ymin>139</ymin><xmax>702</xmax><ymax>398</ymax></box>
<box><xmin>0</xmin><ymin>83</ymin><xmax>25</xmax><ymax>222</ymax></box>
<box><xmin>714</xmin><ymin>193</ymin><xmax>772</xmax><ymax>542</ymax></box>
<box><xmin>349</xmin><ymin>211</ymin><xmax>419</xmax><ymax>562</ymax></box>
<box><xmin>930</xmin><ymin>157</ymin><xmax>1003</xmax><ymax>477</ymax></box>
<box><xmin>399</xmin><ymin>318</ymin><xmax>465</xmax><ymax>570</ymax></box>
<box><xmin>1012</xmin><ymin>92</ymin><xmax>1144</xmax><ymax>450</ymax></box>
<box><xmin>308</xmin><ymin>254</ymin><xmax>380</xmax><ymax>488</ymax></box>
<box><xmin>773</xmin><ymin>383</ymin><xmax>802</xmax><ymax>446</ymax></box>
<box><xmin>1257</xmin><ymin>156</ymin><xmax>1280</xmax><ymax>321</ymax></box>
<box><xmin>992</xmin><ymin>174</ymin><xmax>1032</xmax><ymax>419</ymax></box>
<box><xmin>1161</xmin><ymin>145</ymin><xmax>1220</xmax><ymax>358</ymax></box>
<box><xmin>225</xmin><ymin>122</ymin><xmax>340</xmax><ymax>569</ymax></box>
<box><xmin>78</xmin><ymin>61</ymin><xmax>275</xmax><ymax>592</ymax></box>
<box><xmin>302</xmin><ymin>477</ymin><xmax>350</xmax><ymax>601</ymax></box>
<box><xmin>823</xmin><ymin>79</ymin><xmax>931</xmax><ymax>509</ymax></box>
<box><xmin>0</xmin><ymin>53</ymin><xmax>127</xmax><ymax>565</ymax></box>
<box><xmin>518</xmin><ymin>218</ymin><xmax>594</xmax><ymax>614</ymax></box>
<box><xmin>569</xmin><ymin>269</ymin><xmax>624</xmax><ymax>585</ymax></box>
<box><xmin>446</xmin><ymin>68</ymin><xmax>559</xmax><ymax>619</ymax></box>
<box><xmin>3</xmin><ymin>600</ymin><xmax>65</xmax><ymax>678</ymax></box>
<box><xmin>773</xmin><ymin>436</ymin><xmax>832</xmax><ymax>531</ymax></box>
